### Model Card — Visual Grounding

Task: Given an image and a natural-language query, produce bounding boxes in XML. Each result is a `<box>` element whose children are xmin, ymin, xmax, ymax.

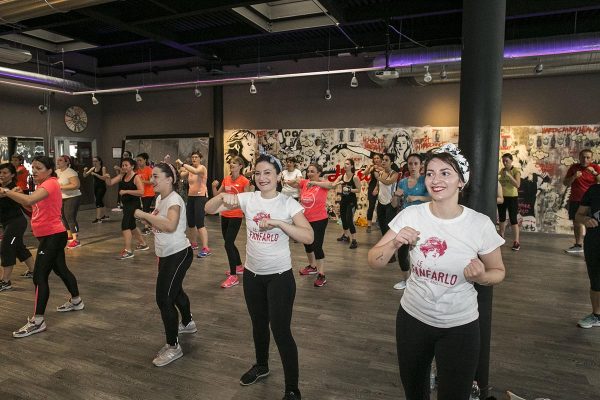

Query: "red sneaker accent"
<box><xmin>221</xmin><ymin>275</ymin><xmax>239</xmax><ymax>288</ymax></box>
<box><xmin>299</xmin><ymin>265</ymin><xmax>318</xmax><ymax>275</ymax></box>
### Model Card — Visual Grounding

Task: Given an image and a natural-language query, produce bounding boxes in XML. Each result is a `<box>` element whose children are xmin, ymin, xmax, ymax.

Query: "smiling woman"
<box><xmin>367</xmin><ymin>144</ymin><xmax>506</xmax><ymax>400</ymax></box>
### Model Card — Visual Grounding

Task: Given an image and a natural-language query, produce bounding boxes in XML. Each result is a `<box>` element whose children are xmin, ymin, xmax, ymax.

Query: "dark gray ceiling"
<box><xmin>2</xmin><ymin>0</ymin><xmax>600</xmax><ymax>78</ymax></box>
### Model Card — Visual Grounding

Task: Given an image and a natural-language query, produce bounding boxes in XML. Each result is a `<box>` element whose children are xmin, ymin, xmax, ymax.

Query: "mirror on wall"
<box><xmin>123</xmin><ymin>135</ymin><xmax>210</xmax><ymax>166</ymax></box>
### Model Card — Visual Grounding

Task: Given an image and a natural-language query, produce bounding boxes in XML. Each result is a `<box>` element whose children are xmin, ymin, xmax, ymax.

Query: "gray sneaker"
<box><xmin>178</xmin><ymin>320</ymin><xmax>197</xmax><ymax>334</ymax></box>
<box><xmin>564</xmin><ymin>245</ymin><xmax>584</xmax><ymax>254</ymax></box>
<box><xmin>152</xmin><ymin>344</ymin><xmax>183</xmax><ymax>367</ymax></box>
<box><xmin>577</xmin><ymin>313</ymin><xmax>600</xmax><ymax>329</ymax></box>
<box><xmin>13</xmin><ymin>317</ymin><xmax>46</xmax><ymax>338</ymax></box>
<box><xmin>57</xmin><ymin>299</ymin><xmax>85</xmax><ymax>312</ymax></box>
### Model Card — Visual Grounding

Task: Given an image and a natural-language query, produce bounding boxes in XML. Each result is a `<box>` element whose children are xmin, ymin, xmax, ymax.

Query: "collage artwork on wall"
<box><xmin>224</xmin><ymin>125</ymin><xmax>600</xmax><ymax>234</ymax></box>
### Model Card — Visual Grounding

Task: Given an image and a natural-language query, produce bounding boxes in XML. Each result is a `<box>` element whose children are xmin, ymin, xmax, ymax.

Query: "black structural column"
<box><xmin>208</xmin><ymin>85</ymin><xmax>224</xmax><ymax>190</ymax></box>
<box><xmin>458</xmin><ymin>0</ymin><xmax>506</xmax><ymax>397</ymax></box>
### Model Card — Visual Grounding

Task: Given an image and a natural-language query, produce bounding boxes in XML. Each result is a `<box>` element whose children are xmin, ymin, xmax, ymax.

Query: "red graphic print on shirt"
<box><xmin>413</xmin><ymin>237</ymin><xmax>458</xmax><ymax>287</ymax></box>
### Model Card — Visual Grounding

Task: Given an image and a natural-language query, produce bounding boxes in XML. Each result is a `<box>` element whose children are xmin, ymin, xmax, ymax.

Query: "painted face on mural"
<box><xmin>425</xmin><ymin>158</ymin><xmax>463</xmax><ymax>202</ymax></box>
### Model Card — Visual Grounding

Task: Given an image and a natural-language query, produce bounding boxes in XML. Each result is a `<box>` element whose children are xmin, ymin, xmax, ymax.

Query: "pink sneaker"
<box><xmin>299</xmin><ymin>265</ymin><xmax>318</xmax><ymax>275</ymax></box>
<box><xmin>190</xmin><ymin>242</ymin><xmax>199</xmax><ymax>251</ymax></box>
<box><xmin>314</xmin><ymin>274</ymin><xmax>327</xmax><ymax>287</ymax></box>
<box><xmin>66</xmin><ymin>240</ymin><xmax>81</xmax><ymax>249</ymax></box>
<box><xmin>221</xmin><ymin>275</ymin><xmax>239</xmax><ymax>288</ymax></box>
<box><xmin>226</xmin><ymin>265</ymin><xmax>245</xmax><ymax>276</ymax></box>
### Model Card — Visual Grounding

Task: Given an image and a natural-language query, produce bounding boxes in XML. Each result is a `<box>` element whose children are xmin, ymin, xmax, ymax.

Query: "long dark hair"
<box><xmin>33</xmin><ymin>156</ymin><xmax>57</xmax><ymax>177</ymax></box>
<box><xmin>0</xmin><ymin>162</ymin><xmax>17</xmax><ymax>185</ymax></box>
<box><xmin>154</xmin><ymin>163</ymin><xmax>178</xmax><ymax>191</ymax></box>
<box><xmin>121</xmin><ymin>157</ymin><xmax>136</xmax><ymax>171</ymax></box>
<box><xmin>94</xmin><ymin>156</ymin><xmax>104</xmax><ymax>170</ymax></box>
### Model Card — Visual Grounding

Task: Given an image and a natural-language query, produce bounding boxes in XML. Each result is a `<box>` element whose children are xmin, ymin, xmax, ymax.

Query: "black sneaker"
<box><xmin>92</xmin><ymin>219</ymin><xmax>102</xmax><ymax>224</ymax></box>
<box><xmin>282</xmin><ymin>391</ymin><xmax>301</xmax><ymax>400</ymax></box>
<box><xmin>349</xmin><ymin>240</ymin><xmax>358</xmax><ymax>249</ymax></box>
<box><xmin>101</xmin><ymin>215</ymin><xmax>110</xmax><ymax>221</ymax></box>
<box><xmin>240</xmin><ymin>364</ymin><xmax>270</xmax><ymax>386</ymax></box>
<box><xmin>336</xmin><ymin>234</ymin><xmax>349</xmax><ymax>242</ymax></box>
<box><xmin>20</xmin><ymin>271</ymin><xmax>33</xmax><ymax>279</ymax></box>
<box><xmin>0</xmin><ymin>280</ymin><xmax>12</xmax><ymax>292</ymax></box>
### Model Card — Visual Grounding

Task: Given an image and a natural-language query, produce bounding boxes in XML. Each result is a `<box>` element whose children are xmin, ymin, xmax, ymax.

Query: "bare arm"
<box><xmin>83</xmin><ymin>167</ymin><xmax>94</xmax><ymax>177</ymax></box>
<box><xmin>211</xmin><ymin>180</ymin><xmax>225</xmax><ymax>197</ymax></box>
<box><xmin>135</xmin><ymin>204</ymin><xmax>180</xmax><ymax>233</ymax></box>
<box><xmin>496</xmin><ymin>181</ymin><xmax>504</xmax><ymax>204</ymax></box>
<box><xmin>377</xmin><ymin>171</ymin><xmax>398</xmax><ymax>185</ymax></box>
<box><xmin>119</xmin><ymin>175</ymin><xmax>143</xmax><ymax>197</ymax></box>
<box><xmin>60</xmin><ymin>176</ymin><xmax>80</xmax><ymax>191</ymax></box>
<box><xmin>308</xmin><ymin>180</ymin><xmax>335</xmax><ymax>189</ymax></box>
<box><xmin>1</xmin><ymin>187</ymin><xmax>49</xmax><ymax>207</ymax></box>
<box><xmin>205</xmin><ymin>192</ymin><xmax>240</xmax><ymax>214</ymax></box>
<box><xmin>464</xmin><ymin>248</ymin><xmax>505</xmax><ymax>286</ymax></box>
<box><xmin>259</xmin><ymin>211</ymin><xmax>314</xmax><ymax>244</ymax></box>
<box><xmin>351</xmin><ymin>175</ymin><xmax>361</xmax><ymax>194</ymax></box>
<box><xmin>180</xmin><ymin>162</ymin><xmax>206</xmax><ymax>176</ymax></box>
<box><xmin>368</xmin><ymin>226</ymin><xmax>420</xmax><ymax>269</ymax></box>
<box><xmin>575</xmin><ymin>205</ymin><xmax>599</xmax><ymax>228</ymax></box>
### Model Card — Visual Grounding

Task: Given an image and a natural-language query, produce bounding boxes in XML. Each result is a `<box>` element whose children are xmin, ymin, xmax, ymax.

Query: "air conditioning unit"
<box><xmin>0</xmin><ymin>46</ymin><xmax>32</xmax><ymax>64</ymax></box>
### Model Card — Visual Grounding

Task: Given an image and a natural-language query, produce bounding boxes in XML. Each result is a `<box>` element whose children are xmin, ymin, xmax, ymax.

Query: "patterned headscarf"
<box><xmin>433</xmin><ymin>143</ymin><xmax>470</xmax><ymax>185</ymax></box>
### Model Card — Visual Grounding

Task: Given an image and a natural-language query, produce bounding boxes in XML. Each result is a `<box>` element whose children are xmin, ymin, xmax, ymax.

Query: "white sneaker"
<box><xmin>13</xmin><ymin>317</ymin><xmax>46</xmax><ymax>338</ymax></box>
<box><xmin>57</xmin><ymin>299</ymin><xmax>85</xmax><ymax>312</ymax></box>
<box><xmin>178</xmin><ymin>320</ymin><xmax>197</xmax><ymax>334</ymax></box>
<box><xmin>393</xmin><ymin>280</ymin><xmax>407</xmax><ymax>290</ymax></box>
<box><xmin>152</xmin><ymin>343</ymin><xmax>183</xmax><ymax>367</ymax></box>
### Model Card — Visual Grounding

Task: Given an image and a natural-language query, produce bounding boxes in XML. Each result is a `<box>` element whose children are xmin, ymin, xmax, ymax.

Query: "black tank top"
<box><xmin>0</xmin><ymin>182</ymin><xmax>25</xmax><ymax>224</ymax></box>
<box><xmin>119</xmin><ymin>173</ymin><xmax>139</xmax><ymax>206</ymax></box>
<box><xmin>340</xmin><ymin>173</ymin><xmax>357</xmax><ymax>203</ymax></box>
<box><xmin>93</xmin><ymin>167</ymin><xmax>106</xmax><ymax>189</ymax></box>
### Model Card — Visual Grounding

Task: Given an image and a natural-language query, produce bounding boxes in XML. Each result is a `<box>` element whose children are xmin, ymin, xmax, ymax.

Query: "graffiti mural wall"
<box><xmin>224</xmin><ymin>125</ymin><xmax>600</xmax><ymax>234</ymax></box>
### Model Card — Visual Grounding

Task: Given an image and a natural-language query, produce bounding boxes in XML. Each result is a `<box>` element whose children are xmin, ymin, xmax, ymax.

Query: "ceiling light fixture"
<box><xmin>91</xmin><ymin>93</ymin><xmax>99</xmax><ymax>105</ymax></box>
<box><xmin>350</xmin><ymin>72</ymin><xmax>358</xmax><ymax>88</ymax></box>
<box><xmin>534</xmin><ymin>63</ymin><xmax>543</xmax><ymax>74</ymax></box>
<box><xmin>135</xmin><ymin>89</ymin><xmax>142</xmax><ymax>102</ymax></box>
<box><xmin>423</xmin><ymin>65</ymin><xmax>432</xmax><ymax>83</ymax></box>
<box><xmin>194</xmin><ymin>86</ymin><xmax>202</xmax><ymax>97</ymax></box>
<box><xmin>324</xmin><ymin>88</ymin><xmax>332</xmax><ymax>100</ymax></box>
<box><xmin>249</xmin><ymin>80</ymin><xmax>257</xmax><ymax>94</ymax></box>
<box><xmin>440</xmin><ymin>65</ymin><xmax>448</xmax><ymax>80</ymax></box>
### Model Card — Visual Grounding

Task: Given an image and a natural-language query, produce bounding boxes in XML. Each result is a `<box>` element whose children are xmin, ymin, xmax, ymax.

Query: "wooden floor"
<box><xmin>0</xmin><ymin>209</ymin><xmax>598</xmax><ymax>400</ymax></box>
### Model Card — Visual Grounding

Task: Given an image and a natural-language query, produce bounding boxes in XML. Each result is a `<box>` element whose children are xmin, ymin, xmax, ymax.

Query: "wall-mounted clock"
<box><xmin>64</xmin><ymin>106</ymin><xmax>88</xmax><ymax>133</ymax></box>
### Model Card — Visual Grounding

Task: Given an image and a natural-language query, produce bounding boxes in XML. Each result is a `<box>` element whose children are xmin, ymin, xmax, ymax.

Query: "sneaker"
<box><xmin>349</xmin><ymin>240</ymin><xmax>358</xmax><ymax>249</ymax></box>
<box><xmin>393</xmin><ymin>280</ymin><xmax>407</xmax><ymax>290</ymax></box>
<box><xmin>564</xmin><ymin>244</ymin><xmax>584</xmax><ymax>254</ymax></box>
<box><xmin>314</xmin><ymin>274</ymin><xmax>327</xmax><ymax>287</ymax></box>
<box><xmin>20</xmin><ymin>270</ymin><xmax>33</xmax><ymax>279</ymax></box>
<box><xmin>92</xmin><ymin>219</ymin><xmax>102</xmax><ymax>224</ymax></box>
<box><xmin>240</xmin><ymin>364</ymin><xmax>270</xmax><ymax>386</ymax></box>
<box><xmin>142</xmin><ymin>228</ymin><xmax>152</xmax><ymax>235</ymax></box>
<box><xmin>135</xmin><ymin>243</ymin><xmax>150</xmax><ymax>251</ymax></box>
<box><xmin>336</xmin><ymin>234</ymin><xmax>349</xmax><ymax>242</ymax></box>
<box><xmin>226</xmin><ymin>265</ymin><xmax>245</xmax><ymax>276</ymax></box>
<box><xmin>0</xmin><ymin>280</ymin><xmax>12</xmax><ymax>292</ymax></box>
<box><xmin>577</xmin><ymin>313</ymin><xmax>600</xmax><ymax>329</ymax></box>
<box><xmin>190</xmin><ymin>242</ymin><xmax>199</xmax><ymax>251</ymax></box>
<box><xmin>66</xmin><ymin>240</ymin><xmax>81</xmax><ymax>249</ymax></box>
<box><xmin>511</xmin><ymin>241</ymin><xmax>520</xmax><ymax>251</ymax></box>
<box><xmin>13</xmin><ymin>317</ymin><xmax>46</xmax><ymax>338</ymax></box>
<box><xmin>179</xmin><ymin>320</ymin><xmax>197</xmax><ymax>334</ymax></box>
<box><xmin>197</xmin><ymin>247</ymin><xmax>212</xmax><ymax>258</ymax></box>
<box><xmin>57</xmin><ymin>298</ymin><xmax>84</xmax><ymax>312</ymax></box>
<box><xmin>221</xmin><ymin>275</ymin><xmax>239</xmax><ymax>288</ymax></box>
<box><xmin>282</xmin><ymin>392</ymin><xmax>301</xmax><ymax>400</ymax></box>
<box><xmin>152</xmin><ymin>343</ymin><xmax>183</xmax><ymax>367</ymax></box>
<box><xmin>117</xmin><ymin>250</ymin><xmax>134</xmax><ymax>260</ymax></box>
<box><xmin>299</xmin><ymin>265</ymin><xmax>318</xmax><ymax>275</ymax></box>
<box><xmin>111</xmin><ymin>207</ymin><xmax>122</xmax><ymax>212</ymax></box>
<box><xmin>101</xmin><ymin>215</ymin><xmax>110</xmax><ymax>221</ymax></box>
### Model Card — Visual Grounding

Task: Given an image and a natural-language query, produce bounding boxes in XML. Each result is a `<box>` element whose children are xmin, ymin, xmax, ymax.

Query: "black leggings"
<box><xmin>243</xmin><ymin>268</ymin><xmax>298</xmax><ymax>394</ymax></box>
<box><xmin>33</xmin><ymin>231</ymin><xmax>79</xmax><ymax>315</ymax></box>
<box><xmin>584</xmin><ymin>234</ymin><xmax>600</xmax><ymax>291</ymax></box>
<box><xmin>187</xmin><ymin>196</ymin><xmax>207</xmax><ymax>229</ymax></box>
<box><xmin>339</xmin><ymin>200</ymin><xmax>356</xmax><ymax>234</ymax></box>
<box><xmin>304</xmin><ymin>218</ymin><xmax>328</xmax><ymax>260</ymax></box>
<box><xmin>221</xmin><ymin>216</ymin><xmax>243</xmax><ymax>274</ymax></box>
<box><xmin>1</xmin><ymin>215</ymin><xmax>32</xmax><ymax>267</ymax></box>
<box><xmin>94</xmin><ymin>185</ymin><xmax>106</xmax><ymax>208</ymax></box>
<box><xmin>377</xmin><ymin>203</ymin><xmax>397</xmax><ymax>236</ymax></box>
<box><xmin>367</xmin><ymin>192</ymin><xmax>377</xmax><ymax>221</ymax></box>
<box><xmin>396</xmin><ymin>306</ymin><xmax>480</xmax><ymax>400</ymax></box>
<box><xmin>61</xmin><ymin>196</ymin><xmax>81</xmax><ymax>233</ymax></box>
<box><xmin>156</xmin><ymin>246</ymin><xmax>194</xmax><ymax>345</ymax></box>
<box><xmin>497</xmin><ymin>196</ymin><xmax>518</xmax><ymax>225</ymax></box>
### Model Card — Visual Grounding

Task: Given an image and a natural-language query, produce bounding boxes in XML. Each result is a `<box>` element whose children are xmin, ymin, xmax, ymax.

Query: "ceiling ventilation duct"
<box><xmin>0</xmin><ymin>46</ymin><xmax>32</xmax><ymax>64</ymax></box>
<box><xmin>0</xmin><ymin>0</ymin><xmax>117</xmax><ymax>23</ymax></box>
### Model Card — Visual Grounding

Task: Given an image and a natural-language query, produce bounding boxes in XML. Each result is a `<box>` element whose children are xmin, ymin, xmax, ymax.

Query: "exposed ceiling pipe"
<box><xmin>0</xmin><ymin>0</ymin><xmax>117</xmax><ymax>24</ymax></box>
<box><xmin>0</xmin><ymin>65</ymin><xmax>88</xmax><ymax>91</ymax></box>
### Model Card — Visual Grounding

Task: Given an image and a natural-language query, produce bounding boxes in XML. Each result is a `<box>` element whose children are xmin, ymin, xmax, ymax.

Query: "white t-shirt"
<box><xmin>388</xmin><ymin>203</ymin><xmax>504</xmax><ymax>328</ymax></box>
<box><xmin>56</xmin><ymin>167</ymin><xmax>81</xmax><ymax>198</ymax></box>
<box><xmin>152</xmin><ymin>191</ymin><xmax>190</xmax><ymax>258</ymax></box>
<box><xmin>280</xmin><ymin>169</ymin><xmax>303</xmax><ymax>198</ymax></box>
<box><xmin>237</xmin><ymin>191</ymin><xmax>304</xmax><ymax>275</ymax></box>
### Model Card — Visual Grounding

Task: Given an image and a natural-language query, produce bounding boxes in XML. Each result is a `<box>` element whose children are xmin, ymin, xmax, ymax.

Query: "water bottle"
<box><xmin>469</xmin><ymin>381</ymin><xmax>480</xmax><ymax>400</ymax></box>
<box><xmin>429</xmin><ymin>361</ymin><xmax>437</xmax><ymax>392</ymax></box>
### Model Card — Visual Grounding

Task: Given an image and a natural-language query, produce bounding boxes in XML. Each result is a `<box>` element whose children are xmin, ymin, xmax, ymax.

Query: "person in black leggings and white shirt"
<box><xmin>206</xmin><ymin>154</ymin><xmax>313</xmax><ymax>400</ymax></box>
<box><xmin>368</xmin><ymin>144</ymin><xmax>505</xmax><ymax>400</ymax></box>
<box><xmin>135</xmin><ymin>162</ymin><xmax>195</xmax><ymax>366</ymax></box>
<box><xmin>332</xmin><ymin>159</ymin><xmax>360</xmax><ymax>249</ymax></box>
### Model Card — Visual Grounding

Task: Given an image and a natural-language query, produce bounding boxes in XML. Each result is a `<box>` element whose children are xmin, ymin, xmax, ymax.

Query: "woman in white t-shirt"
<box><xmin>135</xmin><ymin>163</ymin><xmax>195</xmax><ymax>368</ymax></box>
<box><xmin>367</xmin><ymin>144</ymin><xmax>505</xmax><ymax>400</ymax></box>
<box><xmin>56</xmin><ymin>155</ymin><xmax>82</xmax><ymax>249</ymax></box>
<box><xmin>205</xmin><ymin>154</ymin><xmax>313</xmax><ymax>400</ymax></box>
<box><xmin>280</xmin><ymin>157</ymin><xmax>303</xmax><ymax>199</ymax></box>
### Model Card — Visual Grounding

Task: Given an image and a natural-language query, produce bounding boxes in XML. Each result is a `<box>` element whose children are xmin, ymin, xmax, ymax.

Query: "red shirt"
<box><xmin>298</xmin><ymin>179</ymin><xmax>329</xmax><ymax>222</ymax></box>
<box><xmin>221</xmin><ymin>174</ymin><xmax>249</xmax><ymax>218</ymax></box>
<box><xmin>566</xmin><ymin>163</ymin><xmax>600</xmax><ymax>201</ymax></box>
<box><xmin>31</xmin><ymin>177</ymin><xmax>67</xmax><ymax>237</ymax></box>
<box><xmin>16</xmin><ymin>165</ymin><xmax>28</xmax><ymax>192</ymax></box>
<box><xmin>138</xmin><ymin>166</ymin><xmax>155</xmax><ymax>197</ymax></box>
